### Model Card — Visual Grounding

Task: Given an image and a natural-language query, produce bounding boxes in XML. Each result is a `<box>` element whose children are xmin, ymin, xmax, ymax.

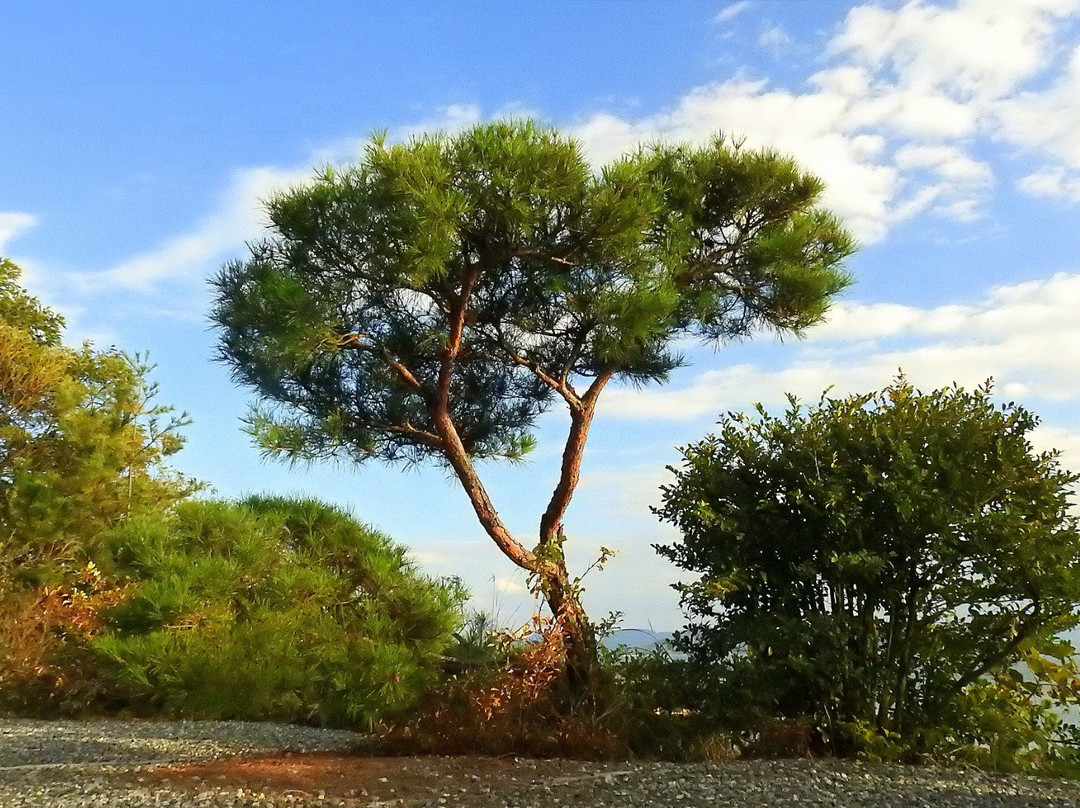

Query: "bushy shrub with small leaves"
<box><xmin>86</xmin><ymin>496</ymin><xmax>464</xmax><ymax>727</ymax></box>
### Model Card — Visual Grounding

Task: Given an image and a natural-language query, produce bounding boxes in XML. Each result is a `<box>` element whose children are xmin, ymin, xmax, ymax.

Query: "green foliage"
<box><xmin>0</xmin><ymin>259</ymin><xmax>195</xmax><ymax>590</ymax></box>
<box><xmin>0</xmin><ymin>258</ymin><xmax>63</xmax><ymax>344</ymax></box>
<box><xmin>211</xmin><ymin>121</ymin><xmax>853</xmax><ymax>468</ymax></box>
<box><xmin>210</xmin><ymin>120</ymin><xmax>854</xmax><ymax>693</ymax></box>
<box><xmin>655</xmin><ymin>378</ymin><xmax>1080</xmax><ymax>766</ymax></box>
<box><xmin>88</xmin><ymin>497</ymin><xmax>464</xmax><ymax>727</ymax></box>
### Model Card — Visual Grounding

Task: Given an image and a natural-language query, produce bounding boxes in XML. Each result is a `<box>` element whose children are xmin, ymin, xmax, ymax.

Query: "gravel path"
<box><xmin>0</xmin><ymin>718</ymin><xmax>1078</xmax><ymax>807</ymax></box>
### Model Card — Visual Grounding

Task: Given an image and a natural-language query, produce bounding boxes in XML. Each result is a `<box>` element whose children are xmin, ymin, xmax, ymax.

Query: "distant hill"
<box><xmin>602</xmin><ymin>628</ymin><xmax>674</xmax><ymax>651</ymax></box>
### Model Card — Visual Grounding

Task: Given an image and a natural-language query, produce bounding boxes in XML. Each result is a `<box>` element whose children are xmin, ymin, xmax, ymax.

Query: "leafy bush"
<box><xmin>81</xmin><ymin>496</ymin><xmax>464</xmax><ymax>727</ymax></box>
<box><xmin>0</xmin><ymin>259</ymin><xmax>195</xmax><ymax>590</ymax></box>
<box><xmin>655</xmin><ymin>379</ymin><xmax>1080</xmax><ymax>769</ymax></box>
<box><xmin>0</xmin><ymin>259</ymin><xmax>194</xmax><ymax>707</ymax></box>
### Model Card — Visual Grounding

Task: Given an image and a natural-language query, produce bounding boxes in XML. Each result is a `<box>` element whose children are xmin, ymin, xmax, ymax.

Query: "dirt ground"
<box><xmin>144</xmin><ymin>753</ymin><xmax>606</xmax><ymax>805</ymax></box>
<box><xmin>139</xmin><ymin>751</ymin><xmax>1080</xmax><ymax>807</ymax></box>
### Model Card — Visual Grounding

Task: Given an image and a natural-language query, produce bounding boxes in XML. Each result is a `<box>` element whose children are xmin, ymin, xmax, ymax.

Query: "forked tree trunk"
<box><xmin>532</xmin><ymin>374</ymin><xmax>612</xmax><ymax>701</ymax></box>
<box><xmin>437</xmin><ymin>378</ymin><xmax>611</xmax><ymax>704</ymax></box>
<box><xmin>432</xmin><ymin>276</ymin><xmax>610</xmax><ymax>703</ymax></box>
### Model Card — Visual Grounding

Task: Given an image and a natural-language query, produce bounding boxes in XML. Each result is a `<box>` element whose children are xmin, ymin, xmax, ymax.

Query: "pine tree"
<box><xmin>211</xmin><ymin>121</ymin><xmax>854</xmax><ymax>693</ymax></box>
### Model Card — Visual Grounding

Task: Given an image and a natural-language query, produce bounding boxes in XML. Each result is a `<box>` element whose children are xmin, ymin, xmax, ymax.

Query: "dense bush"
<box><xmin>0</xmin><ymin>259</ymin><xmax>195</xmax><ymax>704</ymax></box>
<box><xmin>655</xmin><ymin>379</ymin><xmax>1080</xmax><ymax>770</ymax></box>
<box><xmin>0</xmin><ymin>260</ymin><xmax>465</xmax><ymax>727</ymax></box>
<box><xmin>0</xmin><ymin>259</ymin><xmax>195</xmax><ymax>589</ymax></box>
<box><xmin>83</xmin><ymin>496</ymin><xmax>465</xmax><ymax>727</ymax></box>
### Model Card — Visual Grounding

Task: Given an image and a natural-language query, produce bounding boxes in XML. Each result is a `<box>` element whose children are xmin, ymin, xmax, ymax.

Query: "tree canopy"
<box><xmin>0</xmin><ymin>258</ymin><xmax>194</xmax><ymax>588</ymax></box>
<box><xmin>655</xmin><ymin>379</ymin><xmax>1080</xmax><ymax>745</ymax></box>
<box><xmin>212</xmin><ymin>121</ymin><xmax>854</xmax><ymax>686</ymax></box>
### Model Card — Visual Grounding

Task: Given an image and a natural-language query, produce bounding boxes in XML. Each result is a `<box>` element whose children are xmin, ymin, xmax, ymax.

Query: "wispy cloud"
<box><xmin>0</xmin><ymin>212</ymin><xmax>37</xmax><ymax>253</ymax></box>
<box><xmin>714</xmin><ymin>2</ymin><xmax>754</xmax><ymax>25</ymax></box>
<box><xmin>79</xmin><ymin>105</ymin><xmax>494</xmax><ymax>295</ymax></box>
<box><xmin>605</xmin><ymin>271</ymin><xmax>1080</xmax><ymax>420</ymax></box>
<box><xmin>76</xmin><ymin>166</ymin><xmax>310</xmax><ymax>293</ymax></box>
<box><xmin>758</xmin><ymin>25</ymin><xmax>793</xmax><ymax>54</ymax></box>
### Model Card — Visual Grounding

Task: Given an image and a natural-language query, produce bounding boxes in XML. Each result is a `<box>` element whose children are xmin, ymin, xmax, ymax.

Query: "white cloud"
<box><xmin>714</xmin><ymin>2</ymin><xmax>754</xmax><ymax>25</ymax></box>
<box><xmin>604</xmin><ymin>271</ymin><xmax>1080</xmax><ymax>420</ymax></box>
<box><xmin>572</xmin><ymin>0</ymin><xmax>1080</xmax><ymax>243</ymax></box>
<box><xmin>832</xmin><ymin>0</ymin><xmax>1077</xmax><ymax>102</ymax></box>
<box><xmin>394</xmin><ymin>103</ymin><xmax>485</xmax><ymax>143</ymax></box>
<box><xmin>573</xmin><ymin>79</ymin><xmax>907</xmax><ymax>242</ymax></box>
<box><xmin>78</xmin><ymin>105</ymin><xmax>497</xmax><ymax>295</ymax></box>
<box><xmin>80</xmin><ymin>166</ymin><xmax>310</xmax><ymax>293</ymax></box>
<box><xmin>834</xmin><ymin>0</ymin><xmax>1080</xmax><ymax>208</ymax></box>
<box><xmin>1018</xmin><ymin>167</ymin><xmax>1080</xmax><ymax>200</ymax></box>
<box><xmin>0</xmin><ymin>212</ymin><xmax>37</xmax><ymax>253</ymax></box>
<box><xmin>758</xmin><ymin>25</ymin><xmax>793</xmax><ymax>53</ymax></box>
<box><xmin>572</xmin><ymin>74</ymin><xmax>998</xmax><ymax>242</ymax></box>
<box><xmin>66</xmin><ymin>1</ymin><xmax>1080</xmax><ymax>296</ymax></box>
<box><xmin>893</xmin><ymin>144</ymin><xmax>993</xmax><ymax>185</ymax></box>
<box><xmin>1030</xmin><ymin>425</ymin><xmax>1080</xmax><ymax>474</ymax></box>
<box><xmin>999</xmin><ymin>45</ymin><xmax>1080</xmax><ymax>169</ymax></box>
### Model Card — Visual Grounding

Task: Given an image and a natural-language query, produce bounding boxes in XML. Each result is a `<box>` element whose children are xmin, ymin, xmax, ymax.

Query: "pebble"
<box><xmin>0</xmin><ymin>719</ymin><xmax>1078</xmax><ymax>806</ymax></box>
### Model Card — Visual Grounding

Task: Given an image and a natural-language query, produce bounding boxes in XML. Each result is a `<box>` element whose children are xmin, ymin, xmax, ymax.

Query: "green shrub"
<box><xmin>86</xmin><ymin>496</ymin><xmax>464</xmax><ymax>727</ymax></box>
<box><xmin>655</xmin><ymin>379</ymin><xmax>1080</xmax><ymax>771</ymax></box>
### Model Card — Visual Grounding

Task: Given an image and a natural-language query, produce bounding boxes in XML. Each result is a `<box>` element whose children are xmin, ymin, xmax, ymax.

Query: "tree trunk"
<box><xmin>537</xmin><ymin>555</ymin><xmax>601</xmax><ymax>703</ymax></box>
<box><xmin>532</xmin><ymin>374</ymin><xmax>612</xmax><ymax>703</ymax></box>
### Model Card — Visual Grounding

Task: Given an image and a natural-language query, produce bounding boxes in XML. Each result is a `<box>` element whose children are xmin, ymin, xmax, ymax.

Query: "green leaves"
<box><xmin>656</xmin><ymin>378</ymin><xmax>1080</xmax><ymax>749</ymax></box>
<box><xmin>89</xmin><ymin>497</ymin><xmax>465</xmax><ymax>726</ymax></box>
<box><xmin>0</xmin><ymin>262</ymin><xmax>196</xmax><ymax>588</ymax></box>
<box><xmin>212</xmin><ymin>121</ymin><xmax>854</xmax><ymax>470</ymax></box>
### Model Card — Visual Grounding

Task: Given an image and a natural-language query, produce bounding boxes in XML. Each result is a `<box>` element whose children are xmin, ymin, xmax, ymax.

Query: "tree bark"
<box><xmin>537</xmin><ymin>554</ymin><xmax>601</xmax><ymax>702</ymax></box>
<box><xmin>533</xmin><ymin>373</ymin><xmax>612</xmax><ymax>701</ymax></box>
<box><xmin>434</xmin><ymin>259</ymin><xmax>609</xmax><ymax>702</ymax></box>
<box><xmin>539</xmin><ymin>374</ymin><xmax>610</xmax><ymax>545</ymax></box>
<box><xmin>434</xmin><ymin>408</ymin><xmax>539</xmax><ymax>573</ymax></box>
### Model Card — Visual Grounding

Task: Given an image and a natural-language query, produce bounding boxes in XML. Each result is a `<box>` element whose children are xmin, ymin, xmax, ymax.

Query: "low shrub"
<box><xmin>2</xmin><ymin>496</ymin><xmax>465</xmax><ymax>728</ymax></box>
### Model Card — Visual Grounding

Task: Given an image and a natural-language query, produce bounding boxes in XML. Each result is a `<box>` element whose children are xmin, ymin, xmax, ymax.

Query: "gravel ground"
<box><xmin>0</xmin><ymin>718</ymin><xmax>1078</xmax><ymax>807</ymax></box>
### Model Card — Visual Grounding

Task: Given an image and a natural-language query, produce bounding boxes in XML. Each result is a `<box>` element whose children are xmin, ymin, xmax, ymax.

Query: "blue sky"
<box><xmin>4</xmin><ymin>0</ymin><xmax>1080</xmax><ymax>629</ymax></box>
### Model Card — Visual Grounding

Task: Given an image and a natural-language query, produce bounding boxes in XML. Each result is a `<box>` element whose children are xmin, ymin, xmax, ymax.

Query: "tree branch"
<box><xmin>425</xmin><ymin>251</ymin><xmax>539</xmax><ymax>572</ymax></box>
<box><xmin>505</xmin><ymin>351</ymin><xmax>579</xmax><ymax>407</ymax></box>
<box><xmin>381</xmin><ymin>420</ymin><xmax>443</xmax><ymax>449</ymax></box>
<box><xmin>438</xmin><ymin>250</ymin><xmax>479</xmax><ymax>409</ymax></box>
<box><xmin>539</xmin><ymin>371</ymin><xmax>613</xmax><ymax>546</ymax></box>
<box><xmin>334</xmin><ymin>332</ymin><xmax>427</xmax><ymax>395</ymax></box>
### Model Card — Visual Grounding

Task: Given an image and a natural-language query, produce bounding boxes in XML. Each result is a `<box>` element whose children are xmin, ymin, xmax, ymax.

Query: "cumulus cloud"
<box><xmin>0</xmin><ymin>212</ymin><xmax>37</xmax><ymax>253</ymax></box>
<box><xmin>831</xmin><ymin>0</ymin><xmax>1077</xmax><ymax>102</ymax></box>
<box><xmin>571</xmin><ymin>0</ymin><xmax>1080</xmax><ymax>243</ymax></box>
<box><xmin>834</xmin><ymin>0</ymin><xmax>1080</xmax><ymax>206</ymax></box>
<box><xmin>604</xmin><ymin>271</ymin><xmax>1080</xmax><ymax>419</ymax></box>
<box><xmin>573</xmin><ymin>80</ymin><xmax>907</xmax><ymax>242</ymax></box>
<box><xmin>571</xmin><ymin>72</ymin><xmax>998</xmax><ymax>241</ymax></box>
<box><xmin>1018</xmin><ymin>168</ymin><xmax>1080</xmax><ymax>200</ymax></box>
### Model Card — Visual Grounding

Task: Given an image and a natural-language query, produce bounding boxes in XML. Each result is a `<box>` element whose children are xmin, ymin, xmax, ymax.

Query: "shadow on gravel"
<box><xmin>141</xmin><ymin>753</ymin><xmax>1080</xmax><ymax>808</ymax></box>
<box><xmin>144</xmin><ymin>754</ymin><xmax>532</xmax><ymax>804</ymax></box>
